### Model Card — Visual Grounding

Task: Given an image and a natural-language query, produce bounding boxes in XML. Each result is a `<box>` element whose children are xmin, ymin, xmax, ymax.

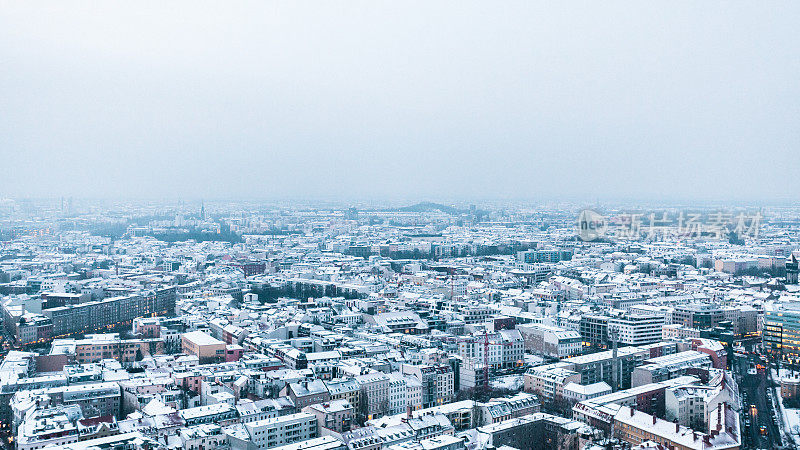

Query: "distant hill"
<box><xmin>396</xmin><ymin>202</ymin><xmax>466</xmax><ymax>215</ymax></box>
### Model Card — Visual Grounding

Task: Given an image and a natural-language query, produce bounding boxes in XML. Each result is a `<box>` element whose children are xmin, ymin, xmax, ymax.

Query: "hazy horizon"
<box><xmin>2</xmin><ymin>2</ymin><xmax>799</xmax><ymax>202</ymax></box>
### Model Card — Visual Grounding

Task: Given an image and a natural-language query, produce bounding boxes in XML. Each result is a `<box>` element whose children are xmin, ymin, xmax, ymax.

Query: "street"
<box><xmin>734</xmin><ymin>352</ymin><xmax>784</xmax><ymax>449</ymax></box>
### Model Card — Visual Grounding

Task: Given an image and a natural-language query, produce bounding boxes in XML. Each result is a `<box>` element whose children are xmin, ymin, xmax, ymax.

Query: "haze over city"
<box><xmin>2</xmin><ymin>2</ymin><xmax>799</xmax><ymax>202</ymax></box>
<box><xmin>2</xmin><ymin>4</ymin><xmax>800</xmax><ymax>450</ymax></box>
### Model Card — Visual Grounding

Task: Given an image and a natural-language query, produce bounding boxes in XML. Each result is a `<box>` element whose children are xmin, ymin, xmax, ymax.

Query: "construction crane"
<box><xmin>452</xmin><ymin>266</ymin><xmax>519</xmax><ymax>390</ymax></box>
<box><xmin>465</xmin><ymin>330</ymin><xmax>517</xmax><ymax>390</ymax></box>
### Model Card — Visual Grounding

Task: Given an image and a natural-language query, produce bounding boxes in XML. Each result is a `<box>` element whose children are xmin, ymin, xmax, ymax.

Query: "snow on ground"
<box><xmin>491</xmin><ymin>374</ymin><xmax>524</xmax><ymax>391</ymax></box>
<box><xmin>774</xmin><ymin>385</ymin><xmax>800</xmax><ymax>447</ymax></box>
<box><xmin>524</xmin><ymin>354</ymin><xmax>545</xmax><ymax>366</ymax></box>
<box><xmin>772</xmin><ymin>367</ymin><xmax>800</xmax><ymax>382</ymax></box>
<box><xmin>784</xmin><ymin>408</ymin><xmax>800</xmax><ymax>435</ymax></box>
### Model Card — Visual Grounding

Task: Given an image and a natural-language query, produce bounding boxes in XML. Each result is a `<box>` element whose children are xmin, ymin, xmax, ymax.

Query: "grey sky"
<box><xmin>2</xmin><ymin>2</ymin><xmax>798</xmax><ymax>202</ymax></box>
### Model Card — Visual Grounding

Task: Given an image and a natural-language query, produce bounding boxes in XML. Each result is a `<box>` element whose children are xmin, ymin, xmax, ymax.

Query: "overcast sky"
<box><xmin>2</xmin><ymin>2</ymin><xmax>798</xmax><ymax>203</ymax></box>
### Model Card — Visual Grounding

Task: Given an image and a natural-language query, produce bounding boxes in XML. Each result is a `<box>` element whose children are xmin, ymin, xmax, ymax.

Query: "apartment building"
<box><xmin>672</xmin><ymin>304</ymin><xmax>724</xmax><ymax>331</ymax></box>
<box><xmin>132</xmin><ymin>317</ymin><xmax>161</xmax><ymax>338</ymax></box>
<box><xmin>631</xmin><ymin>351</ymin><xmax>712</xmax><ymax>387</ymax></box>
<box><xmin>179</xmin><ymin>424</ymin><xmax>229</xmax><ymax>450</ymax></box>
<box><xmin>524</xmin><ymin>364</ymin><xmax>580</xmax><ymax>404</ymax></box>
<box><xmin>457</xmin><ymin>329</ymin><xmax>524</xmax><ymax>371</ymax></box>
<box><xmin>454</xmin><ymin>305</ymin><xmax>492</xmax><ymax>324</ymax></box>
<box><xmin>272</xmin><ymin>436</ymin><xmax>345</xmax><ymax>450</ymax></box>
<box><xmin>518</xmin><ymin>323</ymin><xmax>582</xmax><ymax>358</ymax></box>
<box><xmin>478</xmin><ymin>392</ymin><xmax>540</xmax><ymax>424</ymax></box>
<box><xmin>612</xmin><ymin>403</ymin><xmax>739</xmax><ymax>450</ymax></box>
<box><xmin>120</xmin><ymin>376</ymin><xmax>178</xmax><ymax>414</ymax></box>
<box><xmin>1</xmin><ymin>302</ymin><xmax>54</xmax><ymax>346</ymax></box>
<box><xmin>9</xmin><ymin>381</ymin><xmax>121</xmax><ymax>431</ymax></box>
<box><xmin>404</xmin><ymin>376</ymin><xmax>423</xmax><ymax>411</ymax></box>
<box><xmin>562</xmin><ymin>382</ymin><xmax>612</xmax><ymax>405</ymax></box>
<box><xmin>354</xmin><ymin>372</ymin><xmax>390</xmax><ymax>420</ymax></box>
<box><xmin>17</xmin><ymin>405</ymin><xmax>82</xmax><ymax>450</ymax></box>
<box><xmin>400</xmin><ymin>364</ymin><xmax>454</xmax><ymax>408</ymax></box>
<box><xmin>690</xmin><ymin>338</ymin><xmax>727</xmax><ymax>369</ymax></box>
<box><xmin>721</xmin><ymin>306</ymin><xmax>758</xmax><ymax>337</ymax></box>
<box><xmin>236</xmin><ymin>398</ymin><xmax>296</xmax><ymax>424</ymax></box>
<box><xmin>61</xmin><ymin>382</ymin><xmax>122</xmax><ymax>418</ymax></box>
<box><xmin>283</xmin><ymin>380</ymin><xmax>330</xmax><ymax>409</ymax></box>
<box><xmin>179</xmin><ymin>403</ymin><xmax>238</xmax><ymax>426</ymax></box>
<box><xmin>42</xmin><ymin>288</ymin><xmax>176</xmax><ymax>338</ymax></box>
<box><xmin>665</xmin><ymin>373</ymin><xmax>738</xmax><ymax>432</ymax></box>
<box><xmin>663</xmin><ymin>324</ymin><xmax>701</xmax><ymax>340</ymax></box>
<box><xmin>474</xmin><ymin>412</ymin><xmax>591</xmax><ymax>450</ymax></box>
<box><xmin>324</xmin><ymin>378</ymin><xmax>360</xmax><ymax>412</ymax></box>
<box><xmin>608</xmin><ymin>314</ymin><xmax>665</xmax><ymax>346</ymax></box>
<box><xmin>74</xmin><ymin>334</ymin><xmax>164</xmax><ymax>365</ymax></box>
<box><xmin>366</xmin><ymin>311</ymin><xmax>429</xmax><ymax>335</ymax></box>
<box><xmin>302</xmin><ymin>399</ymin><xmax>354</xmax><ymax>433</ymax></box>
<box><xmin>387</xmin><ymin>374</ymin><xmax>407</xmax><ymax>416</ymax></box>
<box><xmin>630</xmin><ymin>305</ymin><xmax>674</xmax><ymax>325</ymax></box>
<box><xmin>229</xmin><ymin>412</ymin><xmax>318</xmax><ymax>450</ymax></box>
<box><xmin>563</xmin><ymin>347</ymin><xmax>642</xmax><ymax>391</ymax></box>
<box><xmin>517</xmin><ymin>249</ymin><xmax>573</xmax><ymax>264</ymax></box>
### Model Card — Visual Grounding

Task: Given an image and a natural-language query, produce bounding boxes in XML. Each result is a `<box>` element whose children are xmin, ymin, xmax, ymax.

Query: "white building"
<box><xmin>562</xmin><ymin>382</ymin><xmax>612</xmax><ymax>405</ymax></box>
<box><xmin>608</xmin><ymin>314</ymin><xmax>664</xmax><ymax>346</ymax></box>
<box><xmin>404</xmin><ymin>375</ymin><xmax>423</xmax><ymax>411</ymax></box>
<box><xmin>179</xmin><ymin>424</ymin><xmax>229</xmax><ymax>450</ymax></box>
<box><xmin>17</xmin><ymin>405</ymin><xmax>82</xmax><ymax>450</ymax></box>
<box><xmin>524</xmin><ymin>364</ymin><xmax>581</xmax><ymax>404</ymax></box>
<box><xmin>518</xmin><ymin>324</ymin><xmax>582</xmax><ymax>358</ymax></box>
<box><xmin>228</xmin><ymin>412</ymin><xmax>318</xmax><ymax>450</ymax></box>
<box><xmin>665</xmin><ymin>372</ymin><xmax>739</xmax><ymax>431</ymax></box>
<box><xmin>457</xmin><ymin>329</ymin><xmax>524</xmax><ymax>371</ymax></box>
<box><xmin>387</xmin><ymin>373</ymin><xmax>407</xmax><ymax>416</ymax></box>
<box><xmin>662</xmin><ymin>324</ymin><xmax>701</xmax><ymax>340</ymax></box>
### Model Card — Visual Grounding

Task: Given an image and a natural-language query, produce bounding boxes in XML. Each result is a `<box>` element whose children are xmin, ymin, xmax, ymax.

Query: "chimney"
<box><xmin>652</xmin><ymin>415</ymin><xmax>657</xmax><ymax>425</ymax></box>
<box><xmin>675</xmin><ymin>422</ymin><xmax>679</xmax><ymax>433</ymax></box>
<box><xmin>630</xmin><ymin>407</ymin><xmax>635</xmax><ymax>416</ymax></box>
